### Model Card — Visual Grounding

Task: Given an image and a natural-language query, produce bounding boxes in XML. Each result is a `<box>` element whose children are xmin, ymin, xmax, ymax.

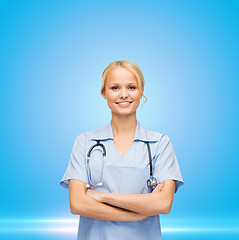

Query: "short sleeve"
<box><xmin>60</xmin><ymin>133</ymin><xmax>88</xmax><ymax>188</ymax></box>
<box><xmin>154</xmin><ymin>135</ymin><xmax>184</xmax><ymax>193</ymax></box>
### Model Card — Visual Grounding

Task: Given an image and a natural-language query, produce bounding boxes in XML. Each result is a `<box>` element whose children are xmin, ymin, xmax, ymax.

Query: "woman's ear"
<box><xmin>102</xmin><ymin>91</ymin><xmax>107</xmax><ymax>100</ymax></box>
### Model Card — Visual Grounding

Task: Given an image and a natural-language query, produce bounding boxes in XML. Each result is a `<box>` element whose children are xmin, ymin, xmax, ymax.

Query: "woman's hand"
<box><xmin>86</xmin><ymin>189</ymin><xmax>105</xmax><ymax>202</ymax></box>
<box><xmin>152</xmin><ymin>182</ymin><xmax>164</xmax><ymax>193</ymax></box>
<box><xmin>135</xmin><ymin>182</ymin><xmax>164</xmax><ymax>220</ymax></box>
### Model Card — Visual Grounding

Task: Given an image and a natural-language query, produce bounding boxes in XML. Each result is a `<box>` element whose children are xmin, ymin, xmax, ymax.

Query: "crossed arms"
<box><xmin>68</xmin><ymin>179</ymin><xmax>175</xmax><ymax>222</ymax></box>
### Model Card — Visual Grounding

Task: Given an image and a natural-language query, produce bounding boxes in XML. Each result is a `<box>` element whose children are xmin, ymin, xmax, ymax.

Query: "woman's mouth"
<box><xmin>116</xmin><ymin>101</ymin><xmax>133</xmax><ymax>107</ymax></box>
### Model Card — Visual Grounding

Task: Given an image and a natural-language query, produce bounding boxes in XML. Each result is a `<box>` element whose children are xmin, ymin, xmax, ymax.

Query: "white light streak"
<box><xmin>0</xmin><ymin>219</ymin><xmax>238</xmax><ymax>234</ymax></box>
<box><xmin>0</xmin><ymin>219</ymin><xmax>78</xmax><ymax>223</ymax></box>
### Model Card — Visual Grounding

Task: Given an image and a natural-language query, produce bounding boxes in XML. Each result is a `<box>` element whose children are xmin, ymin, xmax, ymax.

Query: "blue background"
<box><xmin>1</xmin><ymin>0</ymin><xmax>238</xmax><ymax>239</ymax></box>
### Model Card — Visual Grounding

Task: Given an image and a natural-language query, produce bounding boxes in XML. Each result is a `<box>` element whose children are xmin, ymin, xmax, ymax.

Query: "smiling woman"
<box><xmin>101</xmin><ymin>60</ymin><xmax>147</xmax><ymax>109</ymax></box>
<box><xmin>60</xmin><ymin>60</ymin><xmax>184</xmax><ymax>240</ymax></box>
<box><xmin>102</xmin><ymin>66</ymin><xmax>142</xmax><ymax>120</ymax></box>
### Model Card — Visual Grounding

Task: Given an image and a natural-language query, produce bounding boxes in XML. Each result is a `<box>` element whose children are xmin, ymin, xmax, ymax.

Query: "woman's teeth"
<box><xmin>117</xmin><ymin>101</ymin><xmax>131</xmax><ymax>106</ymax></box>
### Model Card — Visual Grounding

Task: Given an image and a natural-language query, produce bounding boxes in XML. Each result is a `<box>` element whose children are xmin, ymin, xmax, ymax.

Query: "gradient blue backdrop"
<box><xmin>1</xmin><ymin>0</ymin><xmax>238</xmax><ymax>239</ymax></box>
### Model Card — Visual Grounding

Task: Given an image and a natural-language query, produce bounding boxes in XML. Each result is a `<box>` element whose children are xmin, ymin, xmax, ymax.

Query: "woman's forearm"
<box><xmin>69</xmin><ymin>179</ymin><xmax>148</xmax><ymax>222</ymax></box>
<box><xmin>100</xmin><ymin>181</ymin><xmax>175</xmax><ymax>216</ymax></box>
<box><xmin>102</xmin><ymin>192</ymin><xmax>167</xmax><ymax>216</ymax></box>
<box><xmin>71</xmin><ymin>193</ymin><xmax>149</xmax><ymax>222</ymax></box>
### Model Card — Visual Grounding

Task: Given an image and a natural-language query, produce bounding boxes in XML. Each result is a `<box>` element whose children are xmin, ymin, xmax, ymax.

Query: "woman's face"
<box><xmin>103</xmin><ymin>67</ymin><xmax>142</xmax><ymax>116</ymax></box>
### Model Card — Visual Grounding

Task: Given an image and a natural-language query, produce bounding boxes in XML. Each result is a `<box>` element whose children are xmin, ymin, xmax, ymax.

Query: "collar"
<box><xmin>90</xmin><ymin>120</ymin><xmax>160</xmax><ymax>142</ymax></box>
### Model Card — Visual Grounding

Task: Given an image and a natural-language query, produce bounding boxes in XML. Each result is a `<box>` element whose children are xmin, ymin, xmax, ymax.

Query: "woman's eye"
<box><xmin>129</xmin><ymin>86</ymin><xmax>136</xmax><ymax>90</ymax></box>
<box><xmin>112</xmin><ymin>86</ymin><xmax>118</xmax><ymax>90</ymax></box>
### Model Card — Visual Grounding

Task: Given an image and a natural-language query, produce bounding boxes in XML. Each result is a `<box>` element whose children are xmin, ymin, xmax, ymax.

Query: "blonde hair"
<box><xmin>101</xmin><ymin>60</ymin><xmax>147</xmax><ymax>108</ymax></box>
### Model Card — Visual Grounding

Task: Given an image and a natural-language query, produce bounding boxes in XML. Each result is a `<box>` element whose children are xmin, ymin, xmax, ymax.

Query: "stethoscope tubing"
<box><xmin>86</xmin><ymin>140</ymin><xmax>106</xmax><ymax>188</ymax></box>
<box><xmin>87</xmin><ymin>140</ymin><xmax>106</xmax><ymax>158</ymax></box>
<box><xmin>86</xmin><ymin>140</ymin><xmax>157</xmax><ymax>190</ymax></box>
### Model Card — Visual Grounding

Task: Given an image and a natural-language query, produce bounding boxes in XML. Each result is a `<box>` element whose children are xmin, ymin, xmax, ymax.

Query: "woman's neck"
<box><xmin>111</xmin><ymin>112</ymin><xmax>137</xmax><ymax>137</ymax></box>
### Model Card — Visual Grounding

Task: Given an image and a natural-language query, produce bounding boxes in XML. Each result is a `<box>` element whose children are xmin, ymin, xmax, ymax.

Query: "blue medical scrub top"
<box><xmin>60</xmin><ymin>120</ymin><xmax>184</xmax><ymax>240</ymax></box>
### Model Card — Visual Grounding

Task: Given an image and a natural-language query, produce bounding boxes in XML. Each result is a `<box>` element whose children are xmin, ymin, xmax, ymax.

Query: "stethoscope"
<box><xmin>86</xmin><ymin>140</ymin><xmax>157</xmax><ymax>190</ymax></box>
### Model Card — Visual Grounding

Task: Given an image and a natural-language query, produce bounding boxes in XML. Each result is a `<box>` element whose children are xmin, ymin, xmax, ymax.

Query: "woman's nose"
<box><xmin>119</xmin><ymin>88</ymin><xmax>128</xmax><ymax>98</ymax></box>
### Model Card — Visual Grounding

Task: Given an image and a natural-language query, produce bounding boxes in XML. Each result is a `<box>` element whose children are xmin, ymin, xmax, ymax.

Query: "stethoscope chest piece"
<box><xmin>147</xmin><ymin>176</ymin><xmax>157</xmax><ymax>190</ymax></box>
<box><xmin>146</xmin><ymin>142</ymin><xmax>157</xmax><ymax>190</ymax></box>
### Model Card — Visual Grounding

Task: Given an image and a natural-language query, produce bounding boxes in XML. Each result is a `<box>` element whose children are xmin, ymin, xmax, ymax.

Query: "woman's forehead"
<box><xmin>106</xmin><ymin>67</ymin><xmax>137</xmax><ymax>84</ymax></box>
